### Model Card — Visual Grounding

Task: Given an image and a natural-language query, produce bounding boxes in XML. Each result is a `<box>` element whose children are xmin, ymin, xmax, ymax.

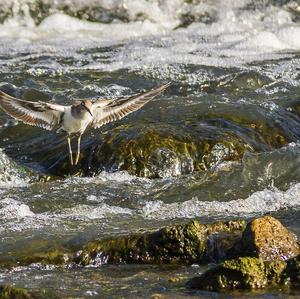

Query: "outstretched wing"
<box><xmin>0</xmin><ymin>89</ymin><xmax>65</xmax><ymax>130</ymax></box>
<box><xmin>91</xmin><ymin>83</ymin><xmax>170</xmax><ymax>129</ymax></box>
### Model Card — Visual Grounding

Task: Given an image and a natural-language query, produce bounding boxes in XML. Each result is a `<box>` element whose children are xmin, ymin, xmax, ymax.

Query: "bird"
<box><xmin>0</xmin><ymin>83</ymin><xmax>170</xmax><ymax>166</ymax></box>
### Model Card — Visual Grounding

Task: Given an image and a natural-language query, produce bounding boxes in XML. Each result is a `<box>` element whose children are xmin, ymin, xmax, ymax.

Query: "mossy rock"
<box><xmin>0</xmin><ymin>285</ymin><xmax>33</xmax><ymax>299</ymax></box>
<box><xmin>187</xmin><ymin>255</ymin><xmax>300</xmax><ymax>291</ymax></box>
<box><xmin>0</xmin><ymin>239</ymin><xmax>72</xmax><ymax>268</ymax></box>
<box><xmin>3</xmin><ymin>98</ymin><xmax>299</xmax><ymax>178</ymax></box>
<box><xmin>231</xmin><ymin>215</ymin><xmax>299</xmax><ymax>261</ymax></box>
<box><xmin>49</xmin><ymin>124</ymin><xmax>249</xmax><ymax>178</ymax></box>
<box><xmin>21</xmin><ymin>248</ymin><xmax>70</xmax><ymax>266</ymax></box>
<box><xmin>73</xmin><ymin>219</ymin><xmax>246</xmax><ymax>266</ymax></box>
<box><xmin>0</xmin><ymin>220</ymin><xmax>245</xmax><ymax>268</ymax></box>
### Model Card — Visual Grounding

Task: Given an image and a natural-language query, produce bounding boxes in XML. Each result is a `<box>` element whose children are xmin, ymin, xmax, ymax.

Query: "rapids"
<box><xmin>0</xmin><ymin>0</ymin><xmax>299</xmax><ymax>298</ymax></box>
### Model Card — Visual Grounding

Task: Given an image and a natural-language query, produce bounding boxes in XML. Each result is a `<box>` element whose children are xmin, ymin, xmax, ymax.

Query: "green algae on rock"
<box><xmin>0</xmin><ymin>285</ymin><xmax>34</xmax><ymax>299</ymax></box>
<box><xmin>49</xmin><ymin>123</ymin><xmax>251</xmax><ymax>178</ymax></box>
<box><xmin>231</xmin><ymin>215</ymin><xmax>299</xmax><ymax>261</ymax></box>
<box><xmin>187</xmin><ymin>216</ymin><xmax>300</xmax><ymax>292</ymax></box>
<box><xmin>73</xmin><ymin>219</ymin><xmax>246</xmax><ymax>266</ymax></box>
<box><xmin>41</xmin><ymin>98</ymin><xmax>299</xmax><ymax>178</ymax></box>
<box><xmin>187</xmin><ymin>255</ymin><xmax>300</xmax><ymax>291</ymax></box>
<box><xmin>3</xmin><ymin>97</ymin><xmax>300</xmax><ymax>178</ymax></box>
<box><xmin>21</xmin><ymin>248</ymin><xmax>70</xmax><ymax>267</ymax></box>
<box><xmin>0</xmin><ymin>239</ymin><xmax>72</xmax><ymax>268</ymax></box>
<box><xmin>0</xmin><ymin>216</ymin><xmax>297</xmax><ymax>272</ymax></box>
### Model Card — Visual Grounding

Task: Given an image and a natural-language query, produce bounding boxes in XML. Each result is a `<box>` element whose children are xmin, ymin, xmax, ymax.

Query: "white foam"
<box><xmin>140</xmin><ymin>183</ymin><xmax>300</xmax><ymax>220</ymax></box>
<box><xmin>0</xmin><ymin>0</ymin><xmax>300</xmax><ymax>87</ymax></box>
<box><xmin>0</xmin><ymin>11</ymin><xmax>173</xmax><ymax>43</ymax></box>
<box><xmin>235</xmin><ymin>32</ymin><xmax>286</xmax><ymax>51</ymax></box>
<box><xmin>0</xmin><ymin>198</ymin><xmax>34</xmax><ymax>219</ymax></box>
<box><xmin>0</xmin><ymin>149</ymin><xmax>30</xmax><ymax>188</ymax></box>
<box><xmin>57</xmin><ymin>203</ymin><xmax>133</xmax><ymax>220</ymax></box>
<box><xmin>64</xmin><ymin>170</ymin><xmax>150</xmax><ymax>186</ymax></box>
<box><xmin>0</xmin><ymin>0</ymin><xmax>298</xmax><ymax>51</ymax></box>
<box><xmin>277</xmin><ymin>25</ymin><xmax>300</xmax><ymax>49</ymax></box>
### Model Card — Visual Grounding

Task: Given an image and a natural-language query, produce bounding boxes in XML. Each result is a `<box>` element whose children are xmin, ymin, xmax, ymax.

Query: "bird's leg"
<box><xmin>67</xmin><ymin>135</ymin><xmax>74</xmax><ymax>166</ymax></box>
<box><xmin>75</xmin><ymin>134</ymin><xmax>82</xmax><ymax>165</ymax></box>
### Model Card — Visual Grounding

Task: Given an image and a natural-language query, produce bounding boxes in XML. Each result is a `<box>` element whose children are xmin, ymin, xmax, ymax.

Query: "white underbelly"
<box><xmin>61</xmin><ymin>112</ymin><xmax>91</xmax><ymax>134</ymax></box>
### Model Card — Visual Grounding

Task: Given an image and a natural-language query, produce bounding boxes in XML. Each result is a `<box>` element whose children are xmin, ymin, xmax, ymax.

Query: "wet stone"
<box><xmin>73</xmin><ymin>219</ymin><xmax>246</xmax><ymax>266</ymax></box>
<box><xmin>231</xmin><ymin>215</ymin><xmax>300</xmax><ymax>261</ymax></box>
<box><xmin>47</xmin><ymin>124</ymin><xmax>248</xmax><ymax>178</ymax></box>
<box><xmin>187</xmin><ymin>255</ymin><xmax>300</xmax><ymax>291</ymax></box>
<box><xmin>3</xmin><ymin>98</ymin><xmax>300</xmax><ymax>178</ymax></box>
<box><xmin>0</xmin><ymin>285</ymin><xmax>34</xmax><ymax>299</ymax></box>
<box><xmin>187</xmin><ymin>216</ymin><xmax>300</xmax><ymax>292</ymax></box>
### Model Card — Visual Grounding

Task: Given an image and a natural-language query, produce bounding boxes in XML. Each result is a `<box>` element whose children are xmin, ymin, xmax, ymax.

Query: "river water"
<box><xmin>0</xmin><ymin>0</ymin><xmax>300</xmax><ymax>298</ymax></box>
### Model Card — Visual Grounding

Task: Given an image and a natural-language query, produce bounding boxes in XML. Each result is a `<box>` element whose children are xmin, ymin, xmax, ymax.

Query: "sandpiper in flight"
<box><xmin>0</xmin><ymin>83</ymin><xmax>170</xmax><ymax>166</ymax></box>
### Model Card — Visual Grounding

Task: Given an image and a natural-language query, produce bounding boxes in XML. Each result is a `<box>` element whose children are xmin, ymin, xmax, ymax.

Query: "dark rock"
<box><xmin>73</xmin><ymin>219</ymin><xmax>245</xmax><ymax>266</ymax></box>
<box><xmin>285</xmin><ymin>254</ymin><xmax>300</xmax><ymax>285</ymax></box>
<box><xmin>187</xmin><ymin>255</ymin><xmax>300</xmax><ymax>291</ymax></box>
<box><xmin>48</xmin><ymin>124</ymin><xmax>248</xmax><ymax>178</ymax></box>
<box><xmin>0</xmin><ymin>285</ymin><xmax>34</xmax><ymax>299</ymax></box>
<box><xmin>187</xmin><ymin>216</ymin><xmax>300</xmax><ymax>291</ymax></box>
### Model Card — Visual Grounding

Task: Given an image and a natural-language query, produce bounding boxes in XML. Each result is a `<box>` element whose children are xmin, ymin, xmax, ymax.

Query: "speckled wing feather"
<box><xmin>0</xmin><ymin>90</ymin><xmax>65</xmax><ymax>130</ymax></box>
<box><xmin>91</xmin><ymin>83</ymin><xmax>170</xmax><ymax>129</ymax></box>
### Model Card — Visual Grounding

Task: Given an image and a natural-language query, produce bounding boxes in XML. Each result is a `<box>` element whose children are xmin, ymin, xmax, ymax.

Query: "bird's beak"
<box><xmin>83</xmin><ymin>105</ymin><xmax>93</xmax><ymax>117</ymax></box>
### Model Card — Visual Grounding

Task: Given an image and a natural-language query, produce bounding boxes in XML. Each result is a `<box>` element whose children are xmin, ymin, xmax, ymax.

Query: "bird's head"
<box><xmin>81</xmin><ymin>99</ymin><xmax>93</xmax><ymax>117</ymax></box>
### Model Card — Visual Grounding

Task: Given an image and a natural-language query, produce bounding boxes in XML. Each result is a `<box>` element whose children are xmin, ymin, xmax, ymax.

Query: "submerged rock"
<box><xmin>73</xmin><ymin>219</ymin><xmax>246</xmax><ymax>266</ymax></box>
<box><xmin>231</xmin><ymin>215</ymin><xmax>299</xmax><ymax>261</ymax></box>
<box><xmin>0</xmin><ymin>239</ymin><xmax>72</xmax><ymax>268</ymax></box>
<box><xmin>187</xmin><ymin>255</ymin><xmax>300</xmax><ymax>291</ymax></box>
<box><xmin>21</xmin><ymin>248</ymin><xmax>70</xmax><ymax>266</ymax></box>
<box><xmin>0</xmin><ymin>285</ymin><xmax>34</xmax><ymax>299</ymax></box>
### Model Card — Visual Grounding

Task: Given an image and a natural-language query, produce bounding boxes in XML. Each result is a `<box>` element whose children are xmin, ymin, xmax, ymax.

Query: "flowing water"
<box><xmin>0</xmin><ymin>0</ymin><xmax>300</xmax><ymax>298</ymax></box>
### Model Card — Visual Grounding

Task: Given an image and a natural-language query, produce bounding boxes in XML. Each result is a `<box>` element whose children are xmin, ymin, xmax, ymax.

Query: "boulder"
<box><xmin>231</xmin><ymin>215</ymin><xmax>299</xmax><ymax>261</ymax></box>
<box><xmin>73</xmin><ymin>219</ymin><xmax>246</xmax><ymax>266</ymax></box>
<box><xmin>187</xmin><ymin>255</ymin><xmax>300</xmax><ymax>291</ymax></box>
<box><xmin>48</xmin><ymin>124</ymin><xmax>246</xmax><ymax>178</ymax></box>
<box><xmin>0</xmin><ymin>285</ymin><xmax>34</xmax><ymax>299</ymax></box>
